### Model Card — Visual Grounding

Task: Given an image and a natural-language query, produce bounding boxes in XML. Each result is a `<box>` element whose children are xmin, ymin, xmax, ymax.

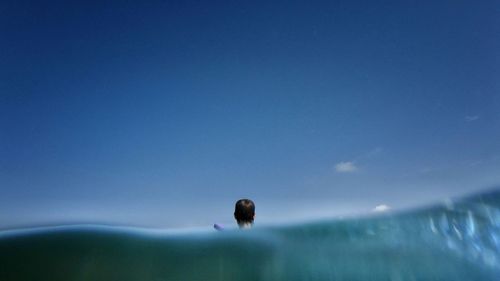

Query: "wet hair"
<box><xmin>234</xmin><ymin>199</ymin><xmax>255</xmax><ymax>224</ymax></box>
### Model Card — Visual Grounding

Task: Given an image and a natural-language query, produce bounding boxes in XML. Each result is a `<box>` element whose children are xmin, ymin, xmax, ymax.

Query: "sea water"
<box><xmin>1</xmin><ymin>190</ymin><xmax>499</xmax><ymax>281</ymax></box>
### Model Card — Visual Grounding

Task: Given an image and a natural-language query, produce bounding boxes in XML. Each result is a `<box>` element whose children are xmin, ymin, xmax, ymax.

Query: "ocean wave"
<box><xmin>1</xmin><ymin>189</ymin><xmax>499</xmax><ymax>281</ymax></box>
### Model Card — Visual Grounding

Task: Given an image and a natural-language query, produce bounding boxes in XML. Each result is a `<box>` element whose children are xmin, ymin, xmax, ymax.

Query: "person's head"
<box><xmin>234</xmin><ymin>199</ymin><xmax>255</xmax><ymax>228</ymax></box>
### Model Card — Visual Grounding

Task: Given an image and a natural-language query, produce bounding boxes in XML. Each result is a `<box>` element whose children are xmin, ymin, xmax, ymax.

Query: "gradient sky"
<box><xmin>1</xmin><ymin>1</ymin><xmax>499</xmax><ymax>229</ymax></box>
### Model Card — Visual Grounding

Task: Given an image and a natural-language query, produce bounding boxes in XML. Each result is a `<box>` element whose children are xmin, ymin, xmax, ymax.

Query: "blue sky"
<box><xmin>1</xmin><ymin>1</ymin><xmax>499</xmax><ymax>229</ymax></box>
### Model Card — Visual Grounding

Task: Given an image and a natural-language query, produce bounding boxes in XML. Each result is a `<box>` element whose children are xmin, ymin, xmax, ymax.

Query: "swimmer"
<box><xmin>234</xmin><ymin>199</ymin><xmax>255</xmax><ymax>229</ymax></box>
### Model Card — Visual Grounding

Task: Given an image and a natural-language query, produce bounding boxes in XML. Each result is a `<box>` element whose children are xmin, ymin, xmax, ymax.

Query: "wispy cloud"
<box><xmin>465</xmin><ymin>115</ymin><xmax>479</xmax><ymax>122</ymax></box>
<box><xmin>335</xmin><ymin>161</ymin><xmax>357</xmax><ymax>173</ymax></box>
<box><xmin>419</xmin><ymin>167</ymin><xmax>436</xmax><ymax>174</ymax></box>
<box><xmin>333</xmin><ymin>148</ymin><xmax>380</xmax><ymax>174</ymax></box>
<box><xmin>365</xmin><ymin>147</ymin><xmax>383</xmax><ymax>158</ymax></box>
<box><xmin>467</xmin><ymin>160</ymin><xmax>483</xmax><ymax>167</ymax></box>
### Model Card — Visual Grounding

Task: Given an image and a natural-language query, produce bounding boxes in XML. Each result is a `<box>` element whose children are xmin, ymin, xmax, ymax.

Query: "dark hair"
<box><xmin>234</xmin><ymin>199</ymin><xmax>255</xmax><ymax>224</ymax></box>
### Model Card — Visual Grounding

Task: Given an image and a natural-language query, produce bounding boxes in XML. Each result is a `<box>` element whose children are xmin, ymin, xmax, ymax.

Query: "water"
<box><xmin>1</xmin><ymin>190</ymin><xmax>499</xmax><ymax>281</ymax></box>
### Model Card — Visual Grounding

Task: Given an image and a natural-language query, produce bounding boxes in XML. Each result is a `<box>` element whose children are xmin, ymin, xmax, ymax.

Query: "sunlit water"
<box><xmin>1</xmin><ymin>189</ymin><xmax>499</xmax><ymax>281</ymax></box>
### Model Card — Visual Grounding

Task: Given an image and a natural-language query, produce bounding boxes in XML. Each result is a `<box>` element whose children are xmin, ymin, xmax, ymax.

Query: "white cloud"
<box><xmin>335</xmin><ymin>161</ymin><xmax>357</xmax><ymax>173</ymax></box>
<box><xmin>372</xmin><ymin>204</ymin><xmax>390</xmax><ymax>212</ymax></box>
<box><xmin>465</xmin><ymin>115</ymin><xmax>479</xmax><ymax>122</ymax></box>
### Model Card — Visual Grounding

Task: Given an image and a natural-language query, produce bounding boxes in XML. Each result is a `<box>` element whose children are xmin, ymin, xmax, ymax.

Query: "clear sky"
<box><xmin>1</xmin><ymin>1</ymin><xmax>499</xmax><ymax>229</ymax></box>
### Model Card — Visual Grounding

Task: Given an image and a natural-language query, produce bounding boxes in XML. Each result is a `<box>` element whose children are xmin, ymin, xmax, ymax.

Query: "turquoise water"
<box><xmin>1</xmin><ymin>190</ymin><xmax>499</xmax><ymax>281</ymax></box>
